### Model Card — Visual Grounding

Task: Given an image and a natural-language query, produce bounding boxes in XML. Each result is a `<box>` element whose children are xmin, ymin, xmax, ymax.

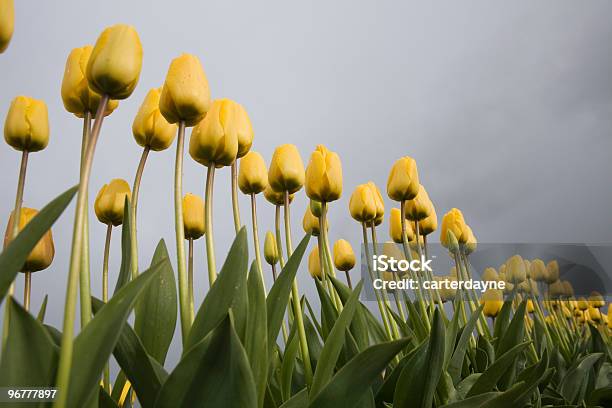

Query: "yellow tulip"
<box><xmin>608</xmin><ymin>304</ymin><xmax>612</xmax><ymax>329</ymax></box>
<box><xmin>524</xmin><ymin>259</ymin><xmax>531</xmax><ymax>278</ymax></box>
<box><xmin>367</xmin><ymin>182</ymin><xmax>385</xmax><ymax>221</ymax></box>
<box><xmin>418</xmin><ymin>203</ymin><xmax>438</xmax><ymax>236</ymax></box>
<box><xmin>349</xmin><ymin>184</ymin><xmax>377</xmax><ymax>223</ymax></box>
<box><xmin>264</xmin><ymin>231</ymin><xmax>278</xmax><ymax>265</ymax></box>
<box><xmin>577</xmin><ymin>297</ymin><xmax>589</xmax><ymax>311</ymax></box>
<box><xmin>482</xmin><ymin>267</ymin><xmax>498</xmax><ymax>282</ymax></box>
<box><xmin>387</xmin><ymin>156</ymin><xmax>419</xmax><ymax>202</ymax></box>
<box><xmin>86</xmin><ymin>24</ymin><xmax>143</xmax><ymax>100</ymax></box>
<box><xmin>268</xmin><ymin>144</ymin><xmax>305</xmax><ymax>194</ymax></box>
<box><xmin>159</xmin><ymin>54</ymin><xmax>211</xmax><ymax>126</ymax></box>
<box><xmin>189</xmin><ymin>99</ymin><xmax>239</xmax><ymax>167</ymax></box>
<box><xmin>440</xmin><ymin>208</ymin><xmax>468</xmax><ymax>248</ymax></box>
<box><xmin>588</xmin><ymin>306</ymin><xmax>602</xmax><ymax>323</ymax></box>
<box><xmin>529</xmin><ymin>259</ymin><xmax>547</xmax><ymax>282</ymax></box>
<box><xmin>182</xmin><ymin>193</ymin><xmax>205</xmax><ymax>240</ymax></box>
<box><xmin>333</xmin><ymin>239</ymin><xmax>355</xmax><ymax>272</ymax></box>
<box><xmin>235</xmin><ymin>103</ymin><xmax>254</xmax><ymax>158</ymax></box>
<box><xmin>526</xmin><ymin>299</ymin><xmax>535</xmax><ymax>314</ymax></box>
<box><xmin>0</xmin><ymin>0</ymin><xmax>14</xmax><ymax>53</ymax></box>
<box><xmin>548</xmin><ymin>280</ymin><xmax>564</xmax><ymax>299</ymax></box>
<box><xmin>4</xmin><ymin>96</ymin><xmax>49</xmax><ymax>152</ymax></box>
<box><xmin>506</xmin><ymin>254</ymin><xmax>526</xmax><ymax>284</ymax></box>
<box><xmin>61</xmin><ymin>46</ymin><xmax>119</xmax><ymax>118</ymax></box>
<box><xmin>562</xmin><ymin>280</ymin><xmax>574</xmax><ymax>297</ymax></box>
<box><xmin>305</xmin><ymin>145</ymin><xmax>343</xmax><ymax>202</ymax></box>
<box><xmin>3</xmin><ymin>207</ymin><xmax>54</xmax><ymax>272</ymax></box>
<box><xmin>238</xmin><ymin>151</ymin><xmax>268</xmax><ymax>194</ymax></box>
<box><xmin>589</xmin><ymin>291</ymin><xmax>605</xmax><ymax>308</ymax></box>
<box><xmin>94</xmin><ymin>179</ymin><xmax>131</xmax><ymax>226</ymax></box>
<box><xmin>438</xmin><ymin>276</ymin><xmax>457</xmax><ymax>303</ymax></box>
<box><xmin>308</xmin><ymin>246</ymin><xmax>322</xmax><ymax>279</ymax></box>
<box><xmin>303</xmin><ymin>206</ymin><xmax>326</xmax><ymax>236</ymax></box>
<box><xmin>481</xmin><ymin>289</ymin><xmax>504</xmax><ymax>318</ymax></box>
<box><xmin>390</xmin><ymin>208</ymin><xmax>414</xmax><ymax>243</ymax></box>
<box><xmin>404</xmin><ymin>185</ymin><xmax>432</xmax><ymax>221</ymax></box>
<box><xmin>310</xmin><ymin>199</ymin><xmax>323</xmax><ymax>217</ymax></box>
<box><xmin>132</xmin><ymin>88</ymin><xmax>177</xmax><ymax>151</ymax></box>
<box><xmin>464</xmin><ymin>225</ymin><xmax>477</xmax><ymax>254</ymax></box>
<box><xmin>264</xmin><ymin>184</ymin><xmax>293</xmax><ymax>206</ymax></box>
<box><xmin>545</xmin><ymin>260</ymin><xmax>559</xmax><ymax>284</ymax></box>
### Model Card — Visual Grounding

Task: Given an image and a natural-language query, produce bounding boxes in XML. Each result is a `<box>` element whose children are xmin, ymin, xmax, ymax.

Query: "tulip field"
<box><xmin>1</xmin><ymin>3</ymin><xmax>612</xmax><ymax>408</ymax></box>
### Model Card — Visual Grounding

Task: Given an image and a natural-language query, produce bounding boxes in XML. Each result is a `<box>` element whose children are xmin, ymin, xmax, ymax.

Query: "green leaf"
<box><xmin>266</xmin><ymin>234</ymin><xmax>310</xmax><ymax>354</ymax></box>
<box><xmin>92</xmin><ymin>298</ymin><xmax>163</xmax><ymax>408</ymax></box>
<box><xmin>279</xmin><ymin>388</ymin><xmax>308</xmax><ymax>408</ymax></box>
<box><xmin>440</xmin><ymin>392</ymin><xmax>500</xmax><ymax>408</ymax></box>
<box><xmin>496</xmin><ymin>300</ymin><xmax>526</xmax><ymax>389</ymax></box>
<box><xmin>280</xmin><ymin>324</ymin><xmax>300</xmax><ymax>402</ymax></box>
<box><xmin>492</xmin><ymin>296</ymin><xmax>514</xmax><ymax>341</ymax></box>
<box><xmin>559</xmin><ymin>352</ymin><xmax>603</xmax><ymax>404</ymax></box>
<box><xmin>0</xmin><ymin>299</ymin><xmax>58</xmax><ymax>403</ymax></box>
<box><xmin>375</xmin><ymin>342</ymin><xmax>426</xmax><ymax>405</ymax></box>
<box><xmin>394</xmin><ymin>308</ymin><xmax>445</xmax><ymax>408</ymax></box>
<box><xmin>314</xmin><ymin>279</ymin><xmax>338</xmax><ymax>340</ymax></box>
<box><xmin>310</xmin><ymin>281</ymin><xmax>363</xmax><ymax>398</ymax></box>
<box><xmin>0</xmin><ymin>185</ymin><xmax>77</xmax><ymax>303</ymax></box>
<box><xmin>114</xmin><ymin>198</ymin><xmax>132</xmax><ymax>294</ymax></box>
<box><xmin>66</xmin><ymin>261</ymin><xmax>163</xmax><ymax>408</ymax></box>
<box><xmin>36</xmin><ymin>294</ymin><xmax>48</xmax><ymax>323</ymax></box>
<box><xmin>134</xmin><ymin>240</ymin><xmax>177</xmax><ymax>365</ymax></box>
<box><xmin>245</xmin><ymin>261</ymin><xmax>268</xmax><ymax>408</ymax></box>
<box><xmin>185</xmin><ymin>228</ymin><xmax>248</xmax><ymax>352</ymax></box>
<box><xmin>588</xmin><ymin>386</ymin><xmax>612</xmax><ymax>406</ymax></box>
<box><xmin>329</xmin><ymin>275</ymin><xmax>369</xmax><ymax>350</ymax></box>
<box><xmin>154</xmin><ymin>315</ymin><xmax>257</xmax><ymax>408</ymax></box>
<box><xmin>308</xmin><ymin>338</ymin><xmax>409</xmax><ymax>408</ymax></box>
<box><xmin>466</xmin><ymin>341</ymin><xmax>530</xmax><ymax>397</ymax></box>
<box><xmin>448</xmin><ymin>305</ymin><xmax>483</xmax><ymax>384</ymax></box>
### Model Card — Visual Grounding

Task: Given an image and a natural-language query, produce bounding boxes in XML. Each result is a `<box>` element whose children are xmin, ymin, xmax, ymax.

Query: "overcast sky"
<box><xmin>1</xmin><ymin>1</ymin><xmax>611</xmax><ymax>368</ymax></box>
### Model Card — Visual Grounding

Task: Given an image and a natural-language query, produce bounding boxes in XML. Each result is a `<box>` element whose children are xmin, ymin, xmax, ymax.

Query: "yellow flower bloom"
<box><xmin>589</xmin><ymin>291</ymin><xmax>605</xmax><ymax>308</ymax></box>
<box><xmin>86</xmin><ymin>24</ymin><xmax>143</xmax><ymax>100</ymax></box>
<box><xmin>94</xmin><ymin>179</ymin><xmax>131</xmax><ymax>226</ymax></box>
<box><xmin>438</xmin><ymin>276</ymin><xmax>457</xmax><ymax>303</ymax></box>
<box><xmin>238</xmin><ymin>151</ymin><xmax>268</xmax><ymax>194</ymax></box>
<box><xmin>548</xmin><ymin>280</ymin><xmax>564</xmax><ymax>299</ymax></box>
<box><xmin>303</xmin><ymin>206</ymin><xmax>326</xmax><ymax>236</ymax></box>
<box><xmin>308</xmin><ymin>246</ymin><xmax>322</xmax><ymax>279</ymax></box>
<box><xmin>189</xmin><ymin>99</ymin><xmax>239</xmax><ymax>167</ymax></box>
<box><xmin>0</xmin><ymin>0</ymin><xmax>14</xmax><ymax>53</ymax></box>
<box><xmin>268</xmin><ymin>144</ymin><xmax>305</xmax><ymax>194</ymax></box>
<box><xmin>418</xmin><ymin>203</ymin><xmax>438</xmax><ymax>236</ymax></box>
<box><xmin>367</xmin><ymin>182</ymin><xmax>385</xmax><ymax>221</ymax></box>
<box><xmin>389</xmin><ymin>208</ymin><xmax>413</xmax><ymax>243</ymax></box>
<box><xmin>387</xmin><ymin>156</ymin><xmax>419</xmax><ymax>202</ymax></box>
<box><xmin>61</xmin><ymin>46</ymin><xmax>119</xmax><ymax>118</ymax></box>
<box><xmin>235</xmin><ymin>103</ymin><xmax>254</xmax><ymax>159</ymax></box>
<box><xmin>305</xmin><ymin>145</ymin><xmax>343</xmax><ymax>202</ymax></box>
<box><xmin>4</xmin><ymin>96</ymin><xmax>49</xmax><ymax>152</ymax></box>
<box><xmin>482</xmin><ymin>267</ymin><xmax>498</xmax><ymax>282</ymax></box>
<box><xmin>333</xmin><ymin>239</ymin><xmax>355</xmax><ymax>272</ymax></box>
<box><xmin>587</xmin><ymin>306</ymin><xmax>602</xmax><ymax>323</ymax></box>
<box><xmin>264</xmin><ymin>231</ymin><xmax>278</xmax><ymax>265</ymax></box>
<box><xmin>562</xmin><ymin>280</ymin><xmax>574</xmax><ymax>297</ymax></box>
<box><xmin>182</xmin><ymin>193</ymin><xmax>205</xmax><ymax>240</ymax></box>
<box><xmin>4</xmin><ymin>207</ymin><xmax>54</xmax><ymax>272</ymax></box>
<box><xmin>132</xmin><ymin>88</ymin><xmax>177</xmax><ymax>151</ymax></box>
<box><xmin>577</xmin><ymin>297</ymin><xmax>589</xmax><ymax>311</ymax></box>
<box><xmin>349</xmin><ymin>184</ymin><xmax>377</xmax><ymax>223</ymax></box>
<box><xmin>159</xmin><ymin>54</ymin><xmax>211</xmax><ymax>126</ymax></box>
<box><xmin>506</xmin><ymin>254</ymin><xmax>526</xmax><ymax>284</ymax></box>
<box><xmin>545</xmin><ymin>260</ymin><xmax>559</xmax><ymax>284</ymax></box>
<box><xmin>440</xmin><ymin>208</ymin><xmax>468</xmax><ymax>248</ymax></box>
<box><xmin>263</xmin><ymin>184</ymin><xmax>293</xmax><ymax>206</ymax></box>
<box><xmin>404</xmin><ymin>185</ymin><xmax>432</xmax><ymax>221</ymax></box>
<box><xmin>481</xmin><ymin>289</ymin><xmax>504</xmax><ymax>318</ymax></box>
<box><xmin>526</xmin><ymin>299</ymin><xmax>535</xmax><ymax>314</ymax></box>
<box><xmin>463</xmin><ymin>225</ymin><xmax>477</xmax><ymax>254</ymax></box>
<box><xmin>529</xmin><ymin>259</ymin><xmax>547</xmax><ymax>282</ymax></box>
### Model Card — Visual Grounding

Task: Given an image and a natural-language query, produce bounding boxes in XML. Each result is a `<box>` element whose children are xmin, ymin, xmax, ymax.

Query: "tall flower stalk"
<box><xmin>129</xmin><ymin>146</ymin><xmax>150</xmax><ymax>278</ymax></box>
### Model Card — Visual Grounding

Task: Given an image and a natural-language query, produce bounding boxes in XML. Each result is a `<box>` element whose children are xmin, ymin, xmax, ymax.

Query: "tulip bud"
<box><xmin>481</xmin><ymin>289</ymin><xmax>503</xmax><ymax>318</ymax></box>
<box><xmin>310</xmin><ymin>199</ymin><xmax>322</xmax><ymax>217</ymax></box>
<box><xmin>86</xmin><ymin>24</ymin><xmax>143</xmax><ymax>100</ymax></box>
<box><xmin>61</xmin><ymin>46</ymin><xmax>119</xmax><ymax>118</ymax></box>
<box><xmin>366</xmin><ymin>182</ymin><xmax>385</xmax><ymax>220</ymax></box>
<box><xmin>235</xmin><ymin>104</ymin><xmax>254</xmax><ymax>158</ymax></box>
<box><xmin>4</xmin><ymin>96</ymin><xmax>49</xmax><ymax>152</ymax></box>
<box><xmin>0</xmin><ymin>0</ymin><xmax>14</xmax><ymax>53</ymax></box>
<box><xmin>404</xmin><ymin>185</ymin><xmax>432</xmax><ymax>221</ymax></box>
<box><xmin>418</xmin><ymin>204</ymin><xmax>437</xmax><ymax>236</ymax></box>
<box><xmin>94</xmin><ymin>179</ymin><xmax>131</xmax><ymax>226</ymax></box>
<box><xmin>4</xmin><ymin>207</ymin><xmax>54</xmax><ymax>272</ymax></box>
<box><xmin>577</xmin><ymin>297</ymin><xmax>589</xmax><ymax>311</ymax></box>
<box><xmin>390</xmin><ymin>208</ymin><xmax>412</xmax><ymax>243</ymax></box>
<box><xmin>530</xmin><ymin>259</ymin><xmax>547</xmax><ymax>282</ymax></box>
<box><xmin>308</xmin><ymin>246</ymin><xmax>322</xmax><ymax>279</ymax></box>
<box><xmin>268</xmin><ymin>144</ymin><xmax>305</xmax><ymax>194</ymax></box>
<box><xmin>159</xmin><ymin>54</ymin><xmax>211</xmax><ymax>126</ymax></box>
<box><xmin>303</xmin><ymin>206</ymin><xmax>326</xmax><ymax>236</ymax></box>
<box><xmin>562</xmin><ymin>280</ymin><xmax>574</xmax><ymax>297</ymax></box>
<box><xmin>589</xmin><ymin>291</ymin><xmax>605</xmax><ymax>308</ymax></box>
<box><xmin>349</xmin><ymin>184</ymin><xmax>377</xmax><ymax>223</ymax></box>
<box><xmin>333</xmin><ymin>239</ymin><xmax>355</xmax><ymax>272</ymax></box>
<box><xmin>524</xmin><ymin>259</ymin><xmax>531</xmax><ymax>278</ymax></box>
<box><xmin>264</xmin><ymin>184</ymin><xmax>293</xmax><ymax>206</ymax></box>
<box><xmin>440</xmin><ymin>208</ymin><xmax>468</xmax><ymax>248</ymax></box>
<box><xmin>374</xmin><ymin>213</ymin><xmax>384</xmax><ymax>227</ymax></box>
<box><xmin>189</xmin><ymin>99</ymin><xmax>239</xmax><ymax>167</ymax></box>
<box><xmin>482</xmin><ymin>267</ymin><xmax>498</xmax><ymax>282</ymax></box>
<box><xmin>588</xmin><ymin>306</ymin><xmax>602</xmax><ymax>323</ymax></box>
<box><xmin>305</xmin><ymin>145</ymin><xmax>343</xmax><ymax>202</ymax></box>
<box><xmin>446</xmin><ymin>230</ymin><xmax>460</xmax><ymax>254</ymax></box>
<box><xmin>439</xmin><ymin>276</ymin><xmax>457</xmax><ymax>303</ymax></box>
<box><xmin>545</xmin><ymin>260</ymin><xmax>559</xmax><ymax>284</ymax></box>
<box><xmin>463</xmin><ymin>225</ymin><xmax>477</xmax><ymax>255</ymax></box>
<box><xmin>526</xmin><ymin>299</ymin><xmax>535</xmax><ymax>314</ymax></box>
<box><xmin>182</xmin><ymin>193</ymin><xmax>205</xmax><ymax>240</ymax></box>
<box><xmin>506</xmin><ymin>255</ymin><xmax>526</xmax><ymax>284</ymax></box>
<box><xmin>548</xmin><ymin>280</ymin><xmax>564</xmax><ymax>299</ymax></box>
<box><xmin>387</xmin><ymin>157</ymin><xmax>419</xmax><ymax>202</ymax></box>
<box><xmin>264</xmin><ymin>231</ymin><xmax>278</xmax><ymax>265</ymax></box>
<box><xmin>132</xmin><ymin>88</ymin><xmax>177</xmax><ymax>151</ymax></box>
<box><xmin>238</xmin><ymin>151</ymin><xmax>268</xmax><ymax>194</ymax></box>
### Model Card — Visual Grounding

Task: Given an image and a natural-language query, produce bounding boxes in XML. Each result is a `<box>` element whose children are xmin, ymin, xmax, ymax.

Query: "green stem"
<box><xmin>205</xmin><ymin>164</ymin><xmax>217</xmax><ymax>285</ymax></box>
<box><xmin>345</xmin><ymin>271</ymin><xmax>353</xmax><ymax>289</ymax></box>
<box><xmin>372</xmin><ymin>222</ymin><xmax>405</xmax><ymax>320</ymax></box>
<box><xmin>174</xmin><ymin>122</ymin><xmax>192</xmax><ymax>344</ymax></box>
<box><xmin>188</xmin><ymin>238</ymin><xmax>194</xmax><ymax>316</ymax></box>
<box><xmin>231</xmin><ymin>162</ymin><xmax>241</xmax><ymax>234</ymax></box>
<box><xmin>284</xmin><ymin>191</ymin><xmax>313</xmax><ymax>386</ymax></box>
<box><xmin>23</xmin><ymin>272</ymin><xmax>31</xmax><ymax>312</ymax></box>
<box><xmin>275</xmin><ymin>205</ymin><xmax>286</xmax><ymax>269</ymax></box>
<box><xmin>250</xmin><ymin>193</ymin><xmax>266</xmax><ymax>290</ymax></box>
<box><xmin>130</xmin><ymin>146</ymin><xmax>150</xmax><ymax>279</ymax></box>
<box><xmin>271</xmin><ymin>263</ymin><xmax>290</xmax><ymax>344</ymax></box>
<box><xmin>55</xmin><ymin>95</ymin><xmax>109</xmax><ymax>408</ymax></box>
<box><xmin>319</xmin><ymin>203</ymin><xmax>341</xmax><ymax>309</ymax></box>
<box><xmin>78</xmin><ymin>112</ymin><xmax>93</xmax><ymax>328</ymax></box>
<box><xmin>102</xmin><ymin>223</ymin><xmax>112</xmax><ymax>393</ymax></box>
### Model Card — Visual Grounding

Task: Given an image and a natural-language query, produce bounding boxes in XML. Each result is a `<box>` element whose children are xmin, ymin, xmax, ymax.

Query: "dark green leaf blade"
<box><xmin>245</xmin><ymin>261</ymin><xmax>268</xmax><ymax>408</ymax></box>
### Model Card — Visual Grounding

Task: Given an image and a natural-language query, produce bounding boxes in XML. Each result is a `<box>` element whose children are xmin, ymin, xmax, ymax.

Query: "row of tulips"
<box><xmin>1</xmin><ymin>5</ymin><xmax>612</xmax><ymax>407</ymax></box>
